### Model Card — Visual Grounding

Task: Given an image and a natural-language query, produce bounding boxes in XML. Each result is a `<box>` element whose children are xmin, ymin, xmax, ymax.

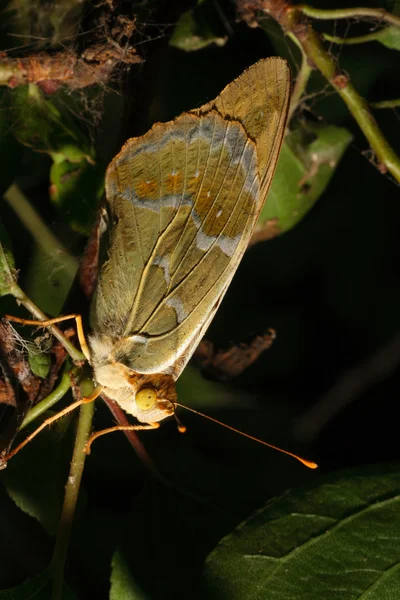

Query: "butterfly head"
<box><xmin>126</xmin><ymin>372</ymin><xmax>177</xmax><ymax>423</ymax></box>
<box><xmin>89</xmin><ymin>334</ymin><xmax>177</xmax><ymax>423</ymax></box>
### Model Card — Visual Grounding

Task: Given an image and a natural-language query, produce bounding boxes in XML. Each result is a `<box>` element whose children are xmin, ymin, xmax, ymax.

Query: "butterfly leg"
<box><xmin>5</xmin><ymin>313</ymin><xmax>91</xmax><ymax>361</ymax></box>
<box><xmin>85</xmin><ymin>423</ymin><xmax>160</xmax><ymax>455</ymax></box>
<box><xmin>0</xmin><ymin>386</ymin><xmax>103</xmax><ymax>466</ymax></box>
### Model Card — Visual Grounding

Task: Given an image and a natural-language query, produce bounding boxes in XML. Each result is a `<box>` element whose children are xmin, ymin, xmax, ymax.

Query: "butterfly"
<box><xmin>89</xmin><ymin>57</ymin><xmax>291</xmax><ymax>425</ymax></box>
<box><xmin>4</xmin><ymin>57</ymin><xmax>317</xmax><ymax>469</ymax></box>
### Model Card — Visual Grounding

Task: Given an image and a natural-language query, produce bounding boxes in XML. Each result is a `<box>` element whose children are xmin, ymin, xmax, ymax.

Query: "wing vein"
<box><xmin>138</xmin><ymin>137</ymin><xmax>259</xmax><ymax>334</ymax></box>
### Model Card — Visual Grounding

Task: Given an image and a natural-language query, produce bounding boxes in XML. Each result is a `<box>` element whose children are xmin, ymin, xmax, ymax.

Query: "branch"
<box><xmin>0</xmin><ymin>44</ymin><xmax>141</xmax><ymax>92</ymax></box>
<box><xmin>287</xmin><ymin>34</ymin><xmax>313</xmax><ymax>121</ymax></box>
<box><xmin>238</xmin><ymin>0</ymin><xmax>400</xmax><ymax>183</ymax></box>
<box><xmin>295</xmin><ymin>19</ymin><xmax>400</xmax><ymax>180</ymax></box>
<box><xmin>295</xmin><ymin>331</ymin><xmax>400</xmax><ymax>441</ymax></box>
<box><xmin>323</xmin><ymin>31</ymin><xmax>386</xmax><ymax>44</ymax></box>
<box><xmin>297</xmin><ymin>5</ymin><xmax>400</xmax><ymax>28</ymax></box>
<box><xmin>51</xmin><ymin>400</ymin><xmax>94</xmax><ymax>600</ymax></box>
<box><xmin>371</xmin><ymin>98</ymin><xmax>400</xmax><ymax>109</ymax></box>
<box><xmin>20</xmin><ymin>367</ymin><xmax>73</xmax><ymax>429</ymax></box>
<box><xmin>7</xmin><ymin>285</ymin><xmax>85</xmax><ymax>362</ymax></box>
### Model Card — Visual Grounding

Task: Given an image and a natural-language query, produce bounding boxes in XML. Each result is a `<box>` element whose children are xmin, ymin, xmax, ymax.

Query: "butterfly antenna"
<box><xmin>174</xmin><ymin>403</ymin><xmax>317</xmax><ymax>470</ymax></box>
<box><xmin>172</xmin><ymin>404</ymin><xmax>187</xmax><ymax>433</ymax></box>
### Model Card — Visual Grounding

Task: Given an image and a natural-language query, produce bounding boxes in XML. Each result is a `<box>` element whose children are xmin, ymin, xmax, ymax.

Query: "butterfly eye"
<box><xmin>136</xmin><ymin>387</ymin><xmax>157</xmax><ymax>411</ymax></box>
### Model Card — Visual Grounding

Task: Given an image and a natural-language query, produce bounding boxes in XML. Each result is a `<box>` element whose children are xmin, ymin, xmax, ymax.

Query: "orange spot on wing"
<box><xmin>165</xmin><ymin>172</ymin><xmax>182</xmax><ymax>192</ymax></box>
<box><xmin>135</xmin><ymin>179</ymin><xmax>157</xmax><ymax>198</ymax></box>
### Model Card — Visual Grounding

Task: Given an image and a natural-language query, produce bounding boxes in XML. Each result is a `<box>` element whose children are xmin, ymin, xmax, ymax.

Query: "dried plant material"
<box><xmin>194</xmin><ymin>330</ymin><xmax>277</xmax><ymax>382</ymax></box>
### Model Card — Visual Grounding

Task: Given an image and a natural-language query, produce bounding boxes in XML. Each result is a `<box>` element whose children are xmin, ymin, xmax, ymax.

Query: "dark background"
<box><xmin>0</xmin><ymin>0</ymin><xmax>399</xmax><ymax>598</ymax></box>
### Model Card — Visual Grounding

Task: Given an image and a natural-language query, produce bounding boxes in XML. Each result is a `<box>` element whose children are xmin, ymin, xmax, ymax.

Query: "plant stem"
<box><xmin>20</xmin><ymin>369</ymin><xmax>73</xmax><ymax>429</ymax></box>
<box><xmin>247</xmin><ymin>1</ymin><xmax>400</xmax><ymax>182</ymax></box>
<box><xmin>287</xmin><ymin>34</ymin><xmax>313</xmax><ymax>121</ymax></box>
<box><xmin>51</xmin><ymin>400</ymin><xmax>95</xmax><ymax>600</ymax></box>
<box><xmin>249</xmin><ymin>1</ymin><xmax>400</xmax><ymax>180</ymax></box>
<box><xmin>295</xmin><ymin>20</ymin><xmax>400</xmax><ymax>180</ymax></box>
<box><xmin>323</xmin><ymin>31</ymin><xmax>385</xmax><ymax>45</ymax></box>
<box><xmin>9</xmin><ymin>283</ymin><xmax>85</xmax><ymax>362</ymax></box>
<box><xmin>3</xmin><ymin>184</ymin><xmax>84</xmax><ymax>360</ymax></box>
<box><xmin>297</xmin><ymin>5</ymin><xmax>400</xmax><ymax>28</ymax></box>
<box><xmin>4</xmin><ymin>184</ymin><xmax>78</xmax><ymax>282</ymax></box>
<box><xmin>371</xmin><ymin>98</ymin><xmax>400</xmax><ymax>109</ymax></box>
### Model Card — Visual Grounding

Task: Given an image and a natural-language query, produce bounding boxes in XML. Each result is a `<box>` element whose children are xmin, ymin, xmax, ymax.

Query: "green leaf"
<box><xmin>28</xmin><ymin>351</ymin><xmax>51</xmax><ymax>379</ymax></box>
<box><xmin>23</xmin><ymin>243</ymin><xmax>76</xmax><ymax>315</ymax></box>
<box><xmin>376</xmin><ymin>26</ymin><xmax>400</xmax><ymax>51</ymax></box>
<box><xmin>50</xmin><ymin>157</ymin><xmax>104</xmax><ymax>234</ymax></box>
<box><xmin>176</xmin><ymin>365</ymin><xmax>255</xmax><ymax>410</ymax></box>
<box><xmin>2</xmin><ymin>184</ymin><xmax>79</xmax><ymax>312</ymax></box>
<box><xmin>110</xmin><ymin>549</ymin><xmax>151</xmax><ymax>600</ymax></box>
<box><xmin>1</xmin><ymin>414</ymin><xmax>75</xmax><ymax>534</ymax></box>
<box><xmin>170</xmin><ymin>1</ymin><xmax>227</xmax><ymax>52</ymax></box>
<box><xmin>257</xmin><ymin>122</ymin><xmax>352</xmax><ymax>238</ymax></box>
<box><xmin>0</xmin><ymin>569</ymin><xmax>77</xmax><ymax>600</ymax></box>
<box><xmin>9</xmin><ymin>84</ymin><xmax>102</xmax><ymax>233</ymax></box>
<box><xmin>0</xmin><ymin>231</ymin><xmax>17</xmax><ymax>297</ymax></box>
<box><xmin>11</xmin><ymin>85</ymin><xmax>93</xmax><ymax>163</ymax></box>
<box><xmin>201</xmin><ymin>464</ymin><xmax>400</xmax><ymax>599</ymax></box>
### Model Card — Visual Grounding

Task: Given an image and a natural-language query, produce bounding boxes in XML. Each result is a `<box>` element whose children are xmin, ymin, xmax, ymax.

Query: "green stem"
<box><xmin>323</xmin><ymin>31</ymin><xmax>385</xmax><ymax>45</ymax></box>
<box><xmin>4</xmin><ymin>184</ymin><xmax>78</xmax><ymax>282</ymax></box>
<box><xmin>20</xmin><ymin>369</ymin><xmax>73</xmax><ymax>429</ymax></box>
<box><xmin>287</xmin><ymin>33</ymin><xmax>313</xmax><ymax>121</ymax></box>
<box><xmin>298</xmin><ymin>5</ymin><xmax>400</xmax><ymax>28</ymax></box>
<box><xmin>371</xmin><ymin>98</ymin><xmax>400</xmax><ymax>109</ymax></box>
<box><xmin>9</xmin><ymin>283</ymin><xmax>85</xmax><ymax>362</ymax></box>
<box><xmin>51</xmin><ymin>400</ymin><xmax>94</xmax><ymax>600</ymax></box>
<box><xmin>286</xmin><ymin>9</ymin><xmax>400</xmax><ymax>182</ymax></box>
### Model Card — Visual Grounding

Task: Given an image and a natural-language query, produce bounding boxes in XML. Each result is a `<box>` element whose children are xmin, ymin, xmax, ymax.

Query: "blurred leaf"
<box><xmin>375</xmin><ymin>26</ymin><xmax>400</xmax><ymax>51</ymax></box>
<box><xmin>50</xmin><ymin>157</ymin><xmax>104</xmax><ymax>234</ymax></box>
<box><xmin>1</xmin><ymin>413</ymin><xmax>75</xmax><ymax>534</ymax></box>
<box><xmin>257</xmin><ymin>122</ymin><xmax>352</xmax><ymax>238</ymax></box>
<box><xmin>110</xmin><ymin>549</ymin><xmax>151</xmax><ymax>600</ymax></box>
<box><xmin>0</xmin><ymin>569</ymin><xmax>77</xmax><ymax>599</ymax></box>
<box><xmin>9</xmin><ymin>84</ymin><xmax>101</xmax><ymax>232</ymax></box>
<box><xmin>48</xmin><ymin>0</ymin><xmax>85</xmax><ymax>44</ymax></box>
<box><xmin>170</xmin><ymin>1</ymin><xmax>227</xmax><ymax>52</ymax></box>
<box><xmin>3</xmin><ymin>184</ymin><xmax>79</xmax><ymax>311</ymax></box>
<box><xmin>201</xmin><ymin>464</ymin><xmax>400</xmax><ymax>599</ymax></box>
<box><xmin>176</xmin><ymin>365</ymin><xmax>256</xmax><ymax>410</ymax></box>
<box><xmin>11</xmin><ymin>85</ymin><xmax>93</xmax><ymax>163</ymax></box>
<box><xmin>23</xmin><ymin>244</ymin><xmax>75</xmax><ymax>315</ymax></box>
<box><xmin>0</xmin><ymin>232</ymin><xmax>17</xmax><ymax>297</ymax></box>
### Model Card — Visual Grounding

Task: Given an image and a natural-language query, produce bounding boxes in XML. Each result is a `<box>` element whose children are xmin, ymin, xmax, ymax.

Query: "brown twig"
<box><xmin>0</xmin><ymin>44</ymin><xmax>141</xmax><ymax>92</ymax></box>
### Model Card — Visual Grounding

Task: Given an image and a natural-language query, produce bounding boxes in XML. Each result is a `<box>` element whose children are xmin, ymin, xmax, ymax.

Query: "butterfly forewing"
<box><xmin>194</xmin><ymin>57</ymin><xmax>290</xmax><ymax>199</ymax></box>
<box><xmin>92</xmin><ymin>57</ymin><xmax>290</xmax><ymax>379</ymax></box>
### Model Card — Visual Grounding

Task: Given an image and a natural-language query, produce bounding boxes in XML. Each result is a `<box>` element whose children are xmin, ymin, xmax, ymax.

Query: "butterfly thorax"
<box><xmin>88</xmin><ymin>333</ymin><xmax>176</xmax><ymax>423</ymax></box>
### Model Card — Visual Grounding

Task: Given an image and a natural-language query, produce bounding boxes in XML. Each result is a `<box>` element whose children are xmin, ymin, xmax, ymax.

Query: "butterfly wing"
<box><xmin>91</xmin><ymin>57</ymin><xmax>290</xmax><ymax>379</ymax></box>
<box><xmin>193</xmin><ymin>57</ymin><xmax>290</xmax><ymax>201</ymax></box>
